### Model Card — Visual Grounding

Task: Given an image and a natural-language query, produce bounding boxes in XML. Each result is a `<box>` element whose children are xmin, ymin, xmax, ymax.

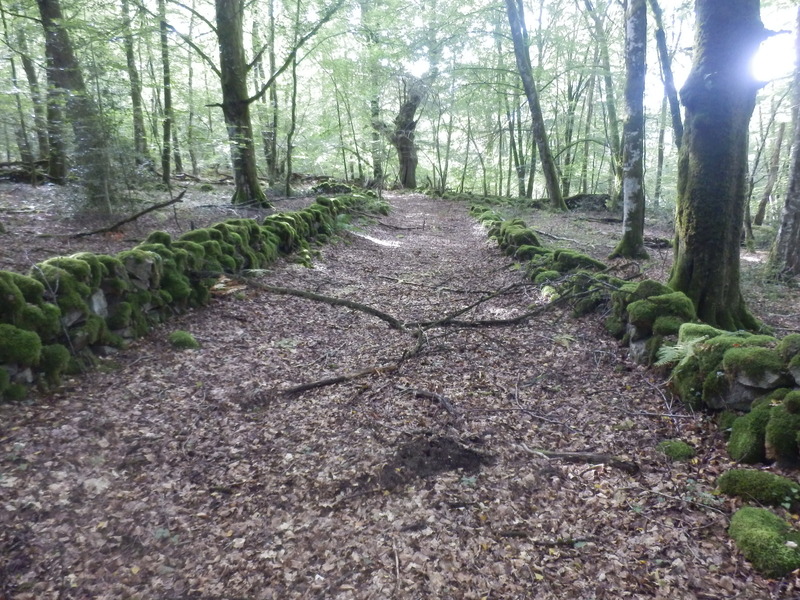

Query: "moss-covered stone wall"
<box><xmin>0</xmin><ymin>194</ymin><xmax>371</xmax><ymax>402</ymax></box>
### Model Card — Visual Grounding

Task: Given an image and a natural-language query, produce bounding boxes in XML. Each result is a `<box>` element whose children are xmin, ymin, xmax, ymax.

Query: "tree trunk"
<box><xmin>159</xmin><ymin>0</ymin><xmax>173</xmax><ymax>184</ymax></box>
<box><xmin>768</xmin><ymin>7</ymin><xmax>800</xmax><ymax>278</ymax></box>
<box><xmin>121</xmin><ymin>0</ymin><xmax>150</xmax><ymax>166</ymax></box>
<box><xmin>391</xmin><ymin>78</ymin><xmax>422</xmax><ymax>189</ymax></box>
<box><xmin>610</xmin><ymin>0</ymin><xmax>647</xmax><ymax>259</ymax></box>
<box><xmin>653</xmin><ymin>97</ymin><xmax>667</xmax><ymax>210</ymax></box>
<box><xmin>668</xmin><ymin>0</ymin><xmax>766</xmax><ymax>330</ymax></box>
<box><xmin>37</xmin><ymin>0</ymin><xmax>112</xmax><ymax>211</ymax></box>
<box><xmin>584</xmin><ymin>0</ymin><xmax>622</xmax><ymax>204</ymax></box>
<box><xmin>215</xmin><ymin>0</ymin><xmax>269</xmax><ymax>206</ymax></box>
<box><xmin>505</xmin><ymin>0</ymin><xmax>566</xmax><ymax>210</ymax></box>
<box><xmin>16</xmin><ymin>31</ymin><xmax>49</xmax><ymax>160</ymax></box>
<box><xmin>648</xmin><ymin>0</ymin><xmax>683</xmax><ymax>149</ymax></box>
<box><xmin>754</xmin><ymin>122</ymin><xmax>786</xmax><ymax>225</ymax></box>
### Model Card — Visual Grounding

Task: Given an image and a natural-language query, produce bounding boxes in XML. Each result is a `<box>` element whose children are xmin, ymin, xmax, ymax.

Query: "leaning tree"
<box><xmin>668</xmin><ymin>0</ymin><xmax>769</xmax><ymax>330</ymax></box>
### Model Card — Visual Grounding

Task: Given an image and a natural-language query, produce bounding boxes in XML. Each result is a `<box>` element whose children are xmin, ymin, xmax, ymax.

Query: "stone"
<box><xmin>735</xmin><ymin>370</ymin><xmax>790</xmax><ymax>390</ymax></box>
<box><xmin>705</xmin><ymin>380</ymin><xmax>760</xmax><ymax>411</ymax></box>
<box><xmin>88</xmin><ymin>289</ymin><xmax>108</xmax><ymax>317</ymax></box>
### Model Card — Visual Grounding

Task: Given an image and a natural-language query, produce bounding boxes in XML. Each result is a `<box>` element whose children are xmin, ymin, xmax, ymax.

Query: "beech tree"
<box><xmin>610</xmin><ymin>0</ymin><xmax>647</xmax><ymax>259</ymax></box>
<box><xmin>669</xmin><ymin>0</ymin><xmax>768</xmax><ymax>330</ymax></box>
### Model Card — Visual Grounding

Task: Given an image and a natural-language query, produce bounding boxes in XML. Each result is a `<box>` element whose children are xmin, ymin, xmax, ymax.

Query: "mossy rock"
<box><xmin>515</xmin><ymin>245</ymin><xmax>549</xmax><ymax>260</ymax></box>
<box><xmin>145</xmin><ymin>230</ymin><xmax>172</xmax><ymax>247</ymax></box>
<box><xmin>778</xmin><ymin>334</ymin><xmax>800</xmax><ymax>362</ymax></box>
<box><xmin>765</xmin><ymin>402</ymin><xmax>800</xmax><ymax>467</ymax></box>
<box><xmin>0</xmin><ymin>272</ymin><xmax>28</xmax><ymax>322</ymax></box>
<box><xmin>39</xmin><ymin>343</ymin><xmax>71</xmax><ymax>386</ymax></box>
<box><xmin>656</xmin><ymin>439</ymin><xmax>696</xmax><ymax>461</ymax></box>
<box><xmin>179</xmin><ymin>228</ymin><xmax>212</xmax><ymax>244</ymax></box>
<box><xmin>69</xmin><ymin>253</ymin><xmax>106</xmax><ymax>289</ymax></box>
<box><xmin>718</xmin><ymin>411</ymin><xmax>740</xmax><ymax>438</ymax></box>
<box><xmin>0</xmin><ymin>323</ymin><xmax>42</xmax><ymax>366</ymax></box>
<box><xmin>786</xmin><ymin>391</ymin><xmax>800</xmax><ymax>415</ymax></box>
<box><xmin>728</xmin><ymin>402</ymin><xmax>773</xmax><ymax>463</ymax></box>
<box><xmin>722</xmin><ymin>347</ymin><xmax>785</xmax><ymax>387</ymax></box>
<box><xmin>628</xmin><ymin>292</ymin><xmax>695</xmax><ymax>331</ymax></box>
<box><xmin>552</xmin><ymin>249</ymin><xmax>605</xmax><ymax>272</ymax></box>
<box><xmin>17</xmin><ymin>303</ymin><xmax>62</xmax><ymax>342</ymax></box>
<box><xmin>728</xmin><ymin>507</ymin><xmax>800</xmax><ymax>578</ymax></box>
<box><xmin>605</xmin><ymin>314</ymin><xmax>626</xmax><ymax>339</ymax></box>
<box><xmin>678</xmin><ymin>322</ymin><xmax>725</xmax><ymax>343</ymax></box>
<box><xmin>718</xmin><ymin>469</ymin><xmax>800</xmax><ymax>508</ymax></box>
<box><xmin>106</xmin><ymin>302</ymin><xmax>134</xmax><ymax>330</ymax></box>
<box><xmin>169</xmin><ymin>330</ymin><xmax>200</xmax><ymax>350</ymax></box>
<box><xmin>533</xmin><ymin>270</ymin><xmax>561</xmax><ymax>284</ymax></box>
<box><xmin>652</xmin><ymin>315</ymin><xmax>685</xmax><ymax>336</ymax></box>
<box><xmin>2</xmin><ymin>271</ymin><xmax>45</xmax><ymax>305</ymax></box>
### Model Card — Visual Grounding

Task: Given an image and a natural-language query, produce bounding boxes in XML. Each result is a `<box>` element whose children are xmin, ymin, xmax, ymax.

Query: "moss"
<box><xmin>39</xmin><ymin>343</ymin><xmax>71</xmax><ymax>386</ymax></box>
<box><xmin>628</xmin><ymin>293</ymin><xmax>696</xmax><ymax>329</ymax></box>
<box><xmin>778</xmin><ymin>334</ymin><xmax>800</xmax><ymax>362</ymax></box>
<box><xmin>515</xmin><ymin>245</ymin><xmax>549</xmax><ymax>260</ymax></box>
<box><xmin>722</xmin><ymin>347</ymin><xmax>785</xmax><ymax>380</ymax></box>
<box><xmin>41</xmin><ymin>257</ymin><xmax>93</xmax><ymax>286</ymax></box>
<box><xmin>653</xmin><ymin>315</ymin><xmax>685</xmax><ymax>336</ymax></box>
<box><xmin>678</xmin><ymin>322</ymin><xmax>725</xmax><ymax>343</ymax></box>
<box><xmin>786</xmin><ymin>391</ymin><xmax>800</xmax><ymax>415</ymax></box>
<box><xmin>656</xmin><ymin>439</ymin><xmax>696</xmax><ymax>461</ymax></box>
<box><xmin>72</xmin><ymin>314</ymin><xmax>108</xmax><ymax>348</ymax></box>
<box><xmin>765</xmin><ymin>403</ymin><xmax>800</xmax><ymax>467</ymax></box>
<box><xmin>0</xmin><ymin>367</ymin><xmax>9</xmax><ymax>395</ymax></box>
<box><xmin>161</xmin><ymin>270</ymin><xmax>193</xmax><ymax>303</ymax></box>
<box><xmin>180</xmin><ymin>228</ymin><xmax>212</xmax><ymax>244</ymax></box>
<box><xmin>534</xmin><ymin>270</ymin><xmax>561</xmax><ymax>284</ymax></box>
<box><xmin>5</xmin><ymin>272</ymin><xmax>44</xmax><ymax>304</ymax></box>
<box><xmin>169</xmin><ymin>330</ymin><xmax>200</xmax><ymax>350</ymax></box>
<box><xmin>728</xmin><ymin>507</ymin><xmax>800</xmax><ymax>578</ymax></box>
<box><xmin>96</xmin><ymin>255</ymin><xmax>131</xmax><ymax>295</ymax></box>
<box><xmin>69</xmin><ymin>253</ymin><xmax>106</xmax><ymax>289</ymax></box>
<box><xmin>552</xmin><ymin>249</ymin><xmax>606</xmax><ymax>272</ymax></box>
<box><xmin>728</xmin><ymin>402</ymin><xmax>772</xmax><ymax>463</ymax></box>
<box><xmin>2</xmin><ymin>383</ymin><xmax>28</xmax><ymax>402</ymax></box>
<box><xmin>605</xmin><ymin>315</ymin><xmax>626</xmax><ymax>339</ymax></box>
<box><xmin>718</xmin><ymin>411</ymin><xmax>740</xmax><ymax>438</ymax></box>
<box><xmin>145</xmin><ymin>230</ymin><xmax>172</xmax><ymax>247</ymax></box>
<box><xmin>17</xmin><ymin>303</ymin><xmax>62</xmax><ymax>341</ymax></box>
<box><xmin>0</xmin><ymin>271</ymin><xmax>26</xmax><ymax>321</ymax></box>
<box><xmin>0</xmin><ymin>324</ymin><xmax>42</xmax><ymax>366</ymax></box>
<box><xmin>718</xmin><ymin>469</ymin><xmax>800</xmax><ymax>508</ymax></box>
<box><xmin>106</xmin><ymin>302</ymin><xmax>133</xmax><ymax>330</ymax></box>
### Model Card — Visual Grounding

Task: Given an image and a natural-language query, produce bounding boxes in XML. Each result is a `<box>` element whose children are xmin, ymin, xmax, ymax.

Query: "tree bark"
<box><xmin>668</xmin><ymin>0</ymin><xmax>766</xmax><ymax>330</ymax></box>
<box><xmin>610</xmin><ymin>0</ymin><xmax>648</xmax><ymax>259</ymax></box>
<box><xmin>768</xmin><ymin>7</ymin><xmax>800</xmax><ymax>278</ymax></box>
<box><xmin>215</xmin><ymin>0</ymin><xmax>269</xmax><ymax>206</ymax></box>
<box><xmin>648</xmin><ymin>0</ymin><xmax>683</xmax><ymax>149</ymax></box>
<box><xmin>121</xmin><ymin>0</ymin><xmax>150</xmax><ymax>166</ymax></box>
<box><xmin>159</xmin><ymin>0</ymin><xmax>173</xmax><ymax>184</ymax></box>
<box><xmin>505</xmin><ymin>0</ymin><xmax>566</xmax><ymax>211</ymax></box>
<box><xmin>37</xmin><ymin>0</ymin><xmax>112</xmax><ymax>210</ymax></box>
<box><xmin>15</xmin><ymin>31</ymin><xmax>49</xmax><ymax>161</ymax></box>
<box><xmin>391</xmin><ymin>78</ymin><xmax>422</xmax><ymax>189</ymax></box>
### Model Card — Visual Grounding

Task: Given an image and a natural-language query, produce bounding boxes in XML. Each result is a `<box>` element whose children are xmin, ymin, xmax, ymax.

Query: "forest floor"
<box><xmin>1</xmin><ymin>182</ymin><xmax>800</xmax><ymax>599</ymax></box>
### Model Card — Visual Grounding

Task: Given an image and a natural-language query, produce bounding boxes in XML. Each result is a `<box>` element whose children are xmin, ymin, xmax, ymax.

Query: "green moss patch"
<box><xmin>728</xmin><ymin>402</ymin><xmax>773</xmax><ymax>464</ymax></box>
<box><xmin>729</xmin><ymin>507</ymin><xmax>800</xmax><ymax>578</ymax></box>
<box><xmin>0</xmin><ymin>324</ymin><xmax>42</xmax><ymax>366</ymax></box>
<box><xmin>656</xmin><ymin>439</ymin><xmax>696</xmax><ymax>461</ymax></box>
<box><xmin>718</xmin><ymin>469</ymin><xmax>800</xmax><ymax>508</ymax></box>
<box><xmin>722</xmin><ymin>347</ymin><xmax>784</xmax><ymax>380</ymax></box>
<box><xmin>169</xmin><ymin>330</ymin><xmax>200</xmax><ymax>350</ymax></box>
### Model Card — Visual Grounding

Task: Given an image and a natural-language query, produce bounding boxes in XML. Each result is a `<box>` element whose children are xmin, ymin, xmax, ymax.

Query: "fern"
<box><xmin>654</xmin><ymin>335</ymin><xmax>708</xmax><ymax>368</ymax></box>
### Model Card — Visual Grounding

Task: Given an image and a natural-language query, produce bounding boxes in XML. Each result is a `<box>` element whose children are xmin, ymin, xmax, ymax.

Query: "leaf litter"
<box><xmin>1</xmin><ymin>191</ymin><xmax>799</xmax><ymax>599</ymax></box>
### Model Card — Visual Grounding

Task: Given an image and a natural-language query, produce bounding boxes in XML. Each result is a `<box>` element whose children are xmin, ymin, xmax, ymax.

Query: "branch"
<box><xmin>526</xmin><ymin>447</ymin><xmax>639</xmax><ymax>475</ymax></box>
<box><xmin>244</xmin><ymin>0</ymin><xmax>345</xmax><ymax>105</ymax></box>
<box><xmin>71</xmin><ymin>191</ymin><xmax>186</xmax><ymax>238</ymax></box>
<box><xmin>238</xmin><ymin>277</ymin><xmax>407</xmax><ymax>331</ymax></box>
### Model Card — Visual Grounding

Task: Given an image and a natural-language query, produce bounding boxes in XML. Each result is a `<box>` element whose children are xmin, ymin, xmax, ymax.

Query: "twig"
<box><xmin>532</xmin><ymin>229</ymin><xmax>580</xmax><ymax>244</ymax></box>
<box><xmin>391</xmin><ymin>538</ymin><xmax>401</xmax><ymax>595</ymax></box>
<box><xmin>494</xmin><ymin>531</ymin><xmax>593</xmax><ymax>547</ymax></box>
<box><xmin>72</xmin><ymin>190</ymin><xmax>186</xmax><ymax>238</ymax></box>
<box><xmin>521</xmin><ymin>443</ymin><xmax>639</xmax><ymax>475</ymax></box>
<box><xmin>283</xmin><ymin>364</ymin><xmax>398</xmax><ymax>394</ymax></box>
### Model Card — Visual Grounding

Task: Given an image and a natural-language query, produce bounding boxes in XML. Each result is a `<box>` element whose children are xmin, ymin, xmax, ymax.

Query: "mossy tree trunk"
<box><xmin>391</xmin><ymin>79</ymin><xmax>422</xmax><ymax>189</ymax></box>
<box><xmin>610</xmin><ymin>0</ymin><xmax>648</xmax><ymax>260</ymax></box>
<box><xmin>121</xmin><ymin>0</ymin><xmax>150</xmax><ymax>166</ymax></box>
<box><xmin>215</xmin><ymin>0</ymin><xmax>270</xmax><ymax>207</ymax></box>
<box><xmin>668</xmin><ymin>0</ymin><xmax>766</xmax><ymax>330</ymax></box>
<box><xmin>768</xmin><ymin>7</ymin><xmax>800</xmax><ymax>278</ymax></box>
<box><xmin>505</xmin><ymin>0</ymin><xmax>566</xmax><ymax>211</ymax></box>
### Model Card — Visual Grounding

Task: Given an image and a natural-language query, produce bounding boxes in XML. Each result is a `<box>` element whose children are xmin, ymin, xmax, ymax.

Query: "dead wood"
<box><xmin>532</xmin><ymin>229</ymin><xmax>580</xmax><ymax>244</ymax></box>
<box><xmin>282</xmin><ymin>364</ymin><xmax>399</xmax><ymax>394</ymax></box>
<box><xmin>72</xmin><ymin>190</ymin><xmax>186</xmax><ymax>238</ymax></box>
<box><xmin>398</xmin><ymin>387</ymin><xmax>462</xmax><ymax>417</ymax></box>
<box><xmin>526</xmin><ymin>447</ymin><xmax>639</xmax><ymax>475</ymax></box>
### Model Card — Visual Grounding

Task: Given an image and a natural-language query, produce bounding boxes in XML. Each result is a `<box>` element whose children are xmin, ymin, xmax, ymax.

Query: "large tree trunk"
<box><xmin>505</xmin><ymin>0</ymin><xmax>566</xmax><ymax>211</ymax></box>
<box><xmin>16</xmin><ymin>31</ymin><xmax>49</xmax><ymax>161</ymax></box>
<box><xmin>668</xmin><ymin>0</ymin><xmax>766</xmax><ymax>330</ymax></box>
<box><xmin>390</xmin><ymin>78</ymin><xmax>422</xmax><ymax>189</ymax></box>
<box><xmin>768</xmin><ymin>7</ymin><xmax>800</xmax><ymax>278</ymax></box>
<box><xmin>37</xmin><ymin>0</ymin><xmax>112</xmax><ymax>211</ymax></box>
<box><xmin>215</xmin><ymin>0</ymin><xmax>269</xmax><ymax>207</ymax></box>
<box><xmin>610</xmin><ymin>0</ymin><xmax>647</xmax><ymax>259</ymax></box>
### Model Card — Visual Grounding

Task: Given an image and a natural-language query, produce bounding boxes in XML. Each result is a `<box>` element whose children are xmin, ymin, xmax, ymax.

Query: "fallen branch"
<box><xmin>398</xmin><ymin>386</ymin><xmax>462</xmax><ymax>417</ymax></box>
<box><xmin>283</xmin><ymin>364</ymin><xmax>398</xmax><ymax>394</ymax></box>
<box><xmin>494</xmin><ymin>531</ymin><xmax>594</xmax><ymax>547</ymax></box>
<box><xmin>522</xmin><ymin>444</ymin><xmax>639</xmax><ymax>475</ymax></box>
<box><xmin>72</xmin><ymin>190</ymin><xmax>186</xmax><ymax>238</ymax></box>
<box><xmin>532</xmin><ymin>229</ymin><xmax>580</xmax><ymax>244</ymax></box>
<box><xmin>239</xmin><ymin>277</ymin><xmax>407</xmax><ymax>331</ymax></box>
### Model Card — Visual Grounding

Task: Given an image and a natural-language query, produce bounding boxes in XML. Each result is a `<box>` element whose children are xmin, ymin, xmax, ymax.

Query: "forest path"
<box><xmin>0</xmin><ymin>193</ymin><xmax>782</xmax><ymax>599</ymax></box>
